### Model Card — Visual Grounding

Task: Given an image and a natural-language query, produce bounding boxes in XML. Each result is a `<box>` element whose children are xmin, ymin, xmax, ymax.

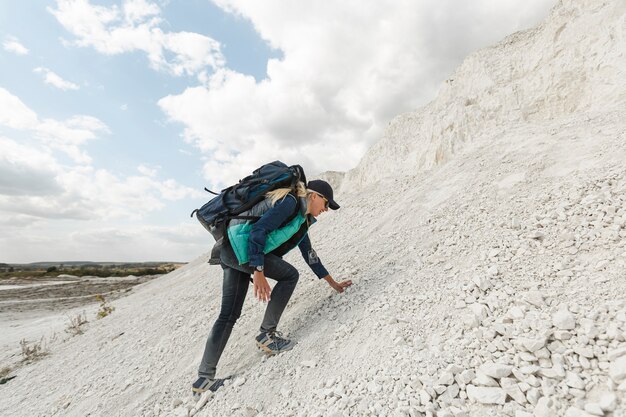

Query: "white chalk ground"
<box><xmin>1</xmin><ymin>0</ymin><xmax>625</xmax><ymax>416</ymax></box>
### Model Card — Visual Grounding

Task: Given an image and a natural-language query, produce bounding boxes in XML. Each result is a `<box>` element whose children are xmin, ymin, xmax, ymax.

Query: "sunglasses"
<box><xmin>314</xmin><ymin>192</ymin><xmax>329</xmax><ymax>209</ymax></box>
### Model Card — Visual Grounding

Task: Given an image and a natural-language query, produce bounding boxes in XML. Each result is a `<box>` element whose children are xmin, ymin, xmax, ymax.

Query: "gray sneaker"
<box><xmin>192</xmin><ymin>377</ymin><xmax>229</xmax><ymax>397</ymax></box>
<box><xmin>255</xmin><ymin>331</ymin><xmax>296</xmax><ymax>355</ymax></box>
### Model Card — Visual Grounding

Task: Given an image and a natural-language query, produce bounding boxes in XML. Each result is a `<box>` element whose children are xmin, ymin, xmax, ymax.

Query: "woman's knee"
<box><xmin>217</xmin><ymin>307</ymin><xmax>242</xmax><ymax>324</ymax></box>
<box><xmin>288</xmin><ymin>268</ymin><xmax>299</xmax><ymax>283</ymax></box>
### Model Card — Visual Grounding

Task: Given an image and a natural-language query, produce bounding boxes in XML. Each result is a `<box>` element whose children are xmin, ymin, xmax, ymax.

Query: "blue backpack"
<box><xmin>191</xmin><ymin>161</ymin><xmax>307</xmax><ymax>264</ymax></box>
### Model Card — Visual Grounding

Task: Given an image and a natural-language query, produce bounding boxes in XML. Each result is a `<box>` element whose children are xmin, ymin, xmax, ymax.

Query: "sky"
<box><xmin>0</xmin><ymin>0</ymin><xmax>555</xmax><ymax>263</ymax></box>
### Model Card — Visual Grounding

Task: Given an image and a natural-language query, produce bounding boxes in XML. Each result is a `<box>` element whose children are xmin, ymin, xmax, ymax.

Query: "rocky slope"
<box><xmin>343</xmin><ymin>0</ymin><xmax>625</xmax><ymax>189</ymax></box>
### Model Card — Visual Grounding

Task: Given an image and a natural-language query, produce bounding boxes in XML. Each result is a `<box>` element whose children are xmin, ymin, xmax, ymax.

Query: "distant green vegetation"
<box><xmin>0</xmin><ymin>262</ymin><xmax>184</xmax><ymax>279</ymax></box>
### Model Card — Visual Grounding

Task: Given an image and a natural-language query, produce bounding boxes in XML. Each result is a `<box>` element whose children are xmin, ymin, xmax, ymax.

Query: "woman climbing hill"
<box><xmin>193</xmin><ymin>179</ymin><xmax>353</xmax><ymax>395</ymax></box>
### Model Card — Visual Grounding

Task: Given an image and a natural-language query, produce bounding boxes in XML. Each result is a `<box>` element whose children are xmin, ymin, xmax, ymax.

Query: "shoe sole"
<box><xmin>255</xmin><ymin>340</ymin><xmax>296</xmax><ymax>355</ymax></box>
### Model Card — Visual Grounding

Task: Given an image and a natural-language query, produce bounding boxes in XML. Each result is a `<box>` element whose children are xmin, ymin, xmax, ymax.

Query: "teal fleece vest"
<box><xmin>227</xmin><ymin>196</ymin><xmax>308</xmax><ymax>265</ymax></box>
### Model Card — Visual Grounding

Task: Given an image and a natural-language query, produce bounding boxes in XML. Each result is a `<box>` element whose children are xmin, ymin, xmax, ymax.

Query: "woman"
<box><xmin>193</xmin><ymin>179</ymin><xmax>353</xmax><ymax>395</ymax></box>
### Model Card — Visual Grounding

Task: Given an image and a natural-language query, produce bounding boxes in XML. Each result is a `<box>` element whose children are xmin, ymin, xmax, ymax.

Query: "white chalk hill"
<box><xmin>2</xmin><ymin>0</ymin><xmax>625</xmax><ymax>416</ymax></box>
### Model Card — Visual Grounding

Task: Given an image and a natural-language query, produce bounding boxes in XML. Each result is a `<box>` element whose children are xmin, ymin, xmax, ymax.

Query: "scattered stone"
<box><xmin>233</xmin><ymin>377</ymin><xmax>246</xmax><ymax>388</ymax></box>
<box><xmin>473</xmin><ymin>276</ymin><xmax>492</xmax><ymax>291</ymax></box>
<box><xmin>552</xmin><ymin>310</ymin><xmax>576</xmax><ymax>330</ymax></box>
<box><xmin>583</xmin><ymin>403</ymin><xmax>604</xmax><ymax>416</ymax></box>
<box><xmin>520</xmin><ymin>337</ymin><xmax>546</xmax><ymax>353</ymax></box>
<box><xmin>478</xmin><ymin>362</ymin><xmax>512</xmax><ymax>378</ymax></box>
<box><xmin>524</xmin><ymin>291</ymin><xmax>545</xmax><ymax>307</ymax></box>
<box><xmin>564</xmin><ymin>372</ymin><xmax>585</xmax><ymax>390</ymax></box>
<box><xmin>607</xmin><ymin>347</ymin><xmax>626</xmax><ymax>361</ymax></box>
<box><xmin>437</xmin><ymin>372</ymin><xmax>455</xmax><ymax>386</ymax></box>
<box><xmin>456</xmin><ymin>370</ymin><xmax>475</xmax><ymax>385</ymax></box>
<box><xmin>469</xmin><ymin>303</ymin><xmax>489</xmax><ymax>321</ymax></box>
<box><xmin>609</xmin><ymin>356</ymin><xmax>626</xmax><ymax>382</ymax></box>
<box><xmin>472</xmin><ymin>372</ymin><xmax>499</xmax><ymax>387</ymax></box>
<box><xmin>598</xmin><ymin>393</ymin><xmax>617</xmax><ymax>412</ymax></box>
<box><xmin>500</xmin><ymin>377</ymin><xmax>526</xmax><ymax>404</ymax></box>
<box><xmin>508</xmin><ymin>306</ymin><xmax>526</xmax><ymax>319</ymax></box>
<box><xmin>534</xmin><ymin>396</ymin><xmax>555</xmax><ymax>417</ymax></box>
<box><xmin>564</xmin><ymin>407</ymin><xmax>595</xmax><ymax>417</ymax></box>
<box><xmin>466</xmin><ymin>385</ymin><xmax>506</xmax><ymax>405</ymax></box>
<box><xmin>574</xmin><ymin>346</ymin><xmax>594</xmax><ymax>359</ymax></box>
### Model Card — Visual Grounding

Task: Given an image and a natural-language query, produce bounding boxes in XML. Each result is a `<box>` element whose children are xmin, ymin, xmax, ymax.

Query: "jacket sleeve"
<box><xmin>298</xmin><ymin>234</ymin><xmax>329</xmax><ymax>279</ymax></box>
<box><xmin>248</xmin><ymin>195</ymin><xmax>297</xmax><ymax>267</ymax></box>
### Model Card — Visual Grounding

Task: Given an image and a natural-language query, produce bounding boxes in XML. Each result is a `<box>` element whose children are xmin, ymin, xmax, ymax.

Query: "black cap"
<box><xmin>307</xmin><ymin>179</ymin><xmax>340</xmax><ymax>210</ymax></box>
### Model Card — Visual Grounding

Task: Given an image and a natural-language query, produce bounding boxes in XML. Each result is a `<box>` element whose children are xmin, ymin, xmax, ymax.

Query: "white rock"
<box><xmin>456</xmin><ymin>370</ymin><xmax>475</xmax><ymax>385</ymax></box>
<box><xmin>508</xmin><ymin>306</ymin><xmax>526</xmax><ymax>319</ymax></box>
<box><xmin>516</xmin><ymin>411</ymin><xmax>533</xmax><ymax>417</ymax></box>
<box><xmin>500</xmin><ymin>378</ymin><xmax>526</xmax><ymax>404</ymax></box>
<box><xmin>519</xmin><ymin>351</ymin><xmax>536</xmax><ymax>362</ymax></box>
<box><xmin>487</xmin><ymin>265</ymin><xmax>499</xmax><ymax>276</ymax></box>
<box><xmin>598</xmin><ymin>393</ymin><xmax>617</xmax><ymax>411</ymax></box>
<box><xmin>534</xmin><ymin>396</ymin><xmax>556</xmax><ymax>417</ymax></box>
<box><xmin>554</xmin><ymin>330</ymin><xmax>572</xmax><ymax>340</ymax></box>
<box><xmin>446</xmin><ymin>364</ymin><xmax>464</xmax><ymax>375</ymax></box>
<box><xmin>478</xmin><ymin>362</ymin><xmax>512</xmax><ymax>378</ymax></box>
<box><xmin>583</xmin><ymin>403</ymin><xmax>604</xmax><ymax>416</ymax></box>
<box><xmin>301</xmin><ymin>360</ymin><xmax>317</xmax><ymax>368</ymax></box>
<box><xmin>524</xmin><ymin>291</ymin><xmax>545</xmax><ymax>307</ymax></box>
<box><xmin>367</xmin><ymin>381</ymin><xmax>381</xmax><ymax>394</ymax></box>
<box><xmin>463</xmin><ymin>313</ymin><xmax>480</xmax><ymax>328</ymax></box>
<box><xmin>521</xmin><ymin>337</ymin><xmax>546</xmax><ymax>353</ymax></box>
<box><xmin>437</xmin><ymin>372</ymin><xmax>455</xmax><ymax>386</ymax></box>
<box><xmin>574</xmin><ymin>346</ymin><xmax>594</xmax><ymax>358</ymax></box>
<box><xmin>609</xmin><ymin>356</ymin><xmax>626</xmax><ymax>382</ymax></box>
<box><xmin>579</xmin><ymin>319</ymin><xmax>599</xmax><ymax>338</ymax></box>
<box><xmin>564</xmin><ymin>407</ymin><xmax>595</xmax><ymax>417</ymax></box>
<box><xmin>472</xmin><ymin>372</ymin><xmax>499</xmax><ymax>387</ymax></box>
<box><xmin>233</xmin><ymin>377</ymin><xmax>246</xmax><ymax>388</ymax></box>
<box><xmin>565</xmin><ymin>372</ymin><xmax>585</xmax><ymax>390</ymax></box>
<box><xmin>526</xmin><ymin>388</ymin><xmax>541</xmax><ymax>405</ymax></box>
<box><xmin>466</xmin><ymin>385</ymin><xmax>506</xmax><ymax>405</ymax></box>
<box><xmin>607</xmin><ymin>347</ymin><xmax>626</xmax><ymax>361</ymax></box>
<box><xmin>441</xmin><ymin>384</ymin><xmax>460</xmax><ymax>401</ymax></box>
<box><xmin>419</xmin><ymin>389</ymin><xmax>431</xmax><ymax>404</ymax></box>
<box><xmin>552</xmin><ymin>310</ymin><xmax>576</xmax><ymax>330</ymax></box>
<box><xmin>472</xmin><ymin>275</ymin><xmax>492</xmax><ymax>291</ymax></box>
<box><xmin>468</xmin><ymin>303</ymin><xmax>489</xmax><ymax>320</ymax></box>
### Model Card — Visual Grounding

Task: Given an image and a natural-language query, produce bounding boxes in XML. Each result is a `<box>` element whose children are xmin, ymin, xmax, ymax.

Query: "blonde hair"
<box><xmin>266</xmin><ymin>181</ymin><xmax>308</xmax><ymax>206</ymax></box>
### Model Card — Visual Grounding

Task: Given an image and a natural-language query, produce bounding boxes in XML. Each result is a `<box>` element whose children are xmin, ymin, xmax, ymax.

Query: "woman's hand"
<box><xmin>253</xmin><ymin>271</ymin><xmax>272</xmax><ymax>302</ymax></box>
<box><xmin>324</xmin><ymin>275</ymin><xmax>353</xmax><ymax>293</ymax></box>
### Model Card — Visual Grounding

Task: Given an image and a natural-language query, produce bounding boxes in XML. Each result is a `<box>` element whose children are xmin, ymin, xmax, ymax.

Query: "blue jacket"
<box><xmin>230</xmin><ymin>194</ymin><xmax>329</xmax><ymax>279</ymax></box>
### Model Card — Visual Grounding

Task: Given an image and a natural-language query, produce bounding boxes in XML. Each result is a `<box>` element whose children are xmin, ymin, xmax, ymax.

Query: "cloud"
<box><xmin>137</xmin><ymin>164</ymin><xmax>158</xmax><ymax>177</ymax></box>
<box><xmin>0</xmin><ymin>87</ymin><xmax>107</xmax><ymax>163</ymax></box>
<box><xmin>159</xmin><ymin>0</ymin><xmax>554</xmax><ymax>189</ymax></box>
<box><xmin>34</xmin><ymin>67</ymin><xmax>80</xmax><ymax>91</ymax></box>
<box><xmin>48</xmin><ymin>0</ymin><xmax>225</xmax><ymax>80</ymax></box>
<box><xmin>2</xmin><ymin>36</ymin><xmax>29</xmax><ymax>55</ymax></box>
<box><xmin>0</xmin><ymin>88</ymin><xmax>39</xmax><ymax>130</ymax></box>
<box><xmin>0</xmin><ymin>89</ymin><xmax>203</xmax><ymax>224</ymax></box>
<box><xmin>0</xmin><ymin>137</ymin><xmax>63</xmax><ymax>196</ymax></box>
<box><xmin>0</xmin><ymin>142</ymin><xmax>203</xmax><ymax>222</ymax></box>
